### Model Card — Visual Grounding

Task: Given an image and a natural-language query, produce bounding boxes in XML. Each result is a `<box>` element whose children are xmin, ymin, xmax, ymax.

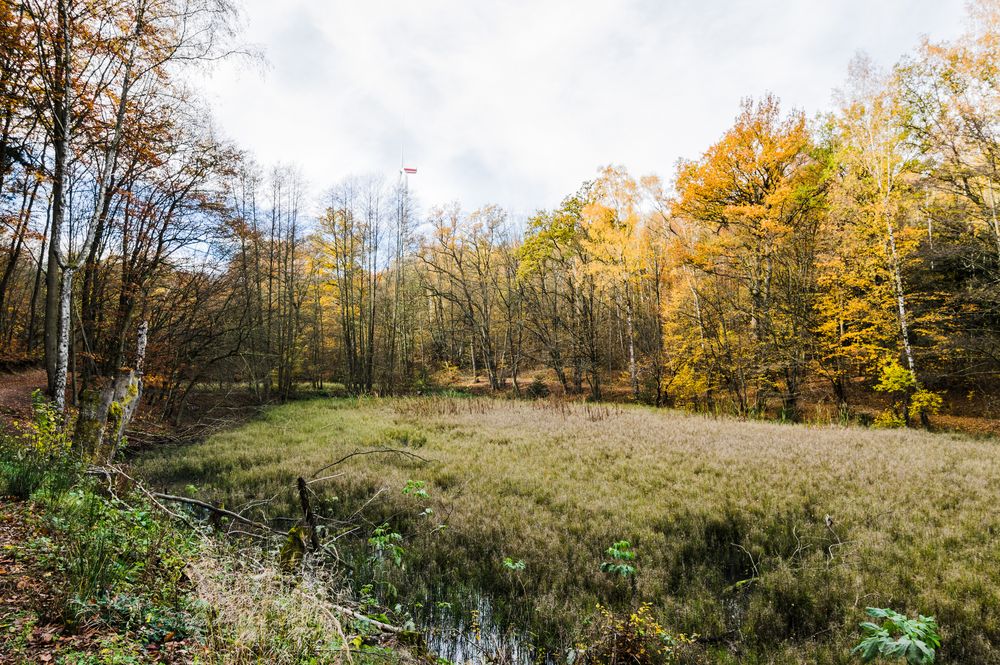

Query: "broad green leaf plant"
<box><xmin>852</xmin><ymin>607</ymin><xmax>940</xmax><ymax>664</ymax></box>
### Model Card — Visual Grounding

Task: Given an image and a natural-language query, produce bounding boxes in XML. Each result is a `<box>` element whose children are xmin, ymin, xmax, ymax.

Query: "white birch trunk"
<box><xmin>625</xmin><ymin>284</ymin><xmax>639</xmax><ymax>399</ymax></box>
<box><xmin>53</xmin><ymin>266</ymin><xmax>74</xmax><ymax>414</ymax></box>
<box><xmin>885</xmin><ymin>212</ymin><xmax>916</xmax><ymax>376</ymax></box>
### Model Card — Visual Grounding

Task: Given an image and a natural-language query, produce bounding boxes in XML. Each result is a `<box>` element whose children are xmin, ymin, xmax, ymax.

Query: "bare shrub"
<box><xmin>190</xmin><ymin>543</ymin><xmax>355</xmax><ymax>664</ymax></box>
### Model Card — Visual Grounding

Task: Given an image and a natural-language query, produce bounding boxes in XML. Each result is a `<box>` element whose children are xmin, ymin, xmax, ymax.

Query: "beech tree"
<box><xmin>672</xmin><ymin>95</ymin><xmax>823</xmax><ymax>418</ymax></box>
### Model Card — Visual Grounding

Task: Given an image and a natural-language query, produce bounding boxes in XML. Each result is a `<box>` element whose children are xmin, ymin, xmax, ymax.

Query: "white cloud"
<box><xmin>194</xmin><ymin>0</ymin><xmax>967</xmax><ymax>217</ymax></box>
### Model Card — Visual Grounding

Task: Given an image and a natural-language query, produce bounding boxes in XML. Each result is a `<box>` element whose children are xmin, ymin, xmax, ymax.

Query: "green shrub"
<box><xmin>852</xmin><ymin>607</ymin><xmax>940</xmax><ymax>664</ymax></box>
<box><xmin>46</xmin><ymin>484</ymin><xmax>199</xmax><ymax>632</ymax></box>
<box><xmin>600</xmin><ymin>540</ymin><xmax>637</xmax><ymax>578</ymax></box>
<box><xmin>526</xmin><ymin>375</ymin><xmax>550</xmax><ymax>398</ymax></box>
<box><xmin>0</xmin><ymin>391</ymin><xmax>77</xmax><ymax>499</ymax></box>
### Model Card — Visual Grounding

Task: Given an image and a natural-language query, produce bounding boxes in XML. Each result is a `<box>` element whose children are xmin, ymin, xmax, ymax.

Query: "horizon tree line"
<box><xmin>1</xmin><ymin>0</ymin><xmax>1000</xmax><ymax>433</ymax></box>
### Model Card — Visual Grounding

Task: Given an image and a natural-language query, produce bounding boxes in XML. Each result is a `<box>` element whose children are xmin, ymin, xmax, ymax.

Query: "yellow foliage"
<box><xmin>579</xmin><ymin>603</ymin><xmax>696</xmax><ymax>665</ymax></box>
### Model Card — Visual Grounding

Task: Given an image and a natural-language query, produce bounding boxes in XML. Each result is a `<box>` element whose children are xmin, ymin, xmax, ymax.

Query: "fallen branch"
<box><xmin>89</xmin><ymin>465</ymin><xmax>285</xmax><ymax>537</ymax></box>
<box><xmin>306</xmin><ymin>471</ymin><xmax>347</xmax><ymax>486</ymax></box>
<box><xmin>152</xmin><ymin>491</ymin><xmax>286</xmax><ymax>536</ymax></box>
<box><xmin>309</xmin><ymin>448</ymin><xmax>432</xmax><ymax>480</ymax></box>
<box><xmin>332</xmin><ymin>604</ymin><xmax>408</xmax><ymax>635</ymax></box>
<box><xmin>87</xmin><ymin>466</ymin><xmax>199</xmax><ymax>531</ymax></box>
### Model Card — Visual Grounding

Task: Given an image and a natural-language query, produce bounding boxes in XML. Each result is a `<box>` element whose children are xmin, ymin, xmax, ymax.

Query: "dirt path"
<box><xmin>0</xmin><ymin>369</ymin><xmax>45</xmax><ymax>424</ymax></box>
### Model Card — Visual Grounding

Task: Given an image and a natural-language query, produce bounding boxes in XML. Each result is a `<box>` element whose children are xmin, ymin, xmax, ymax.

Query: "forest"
<box><xmin>1</xmin><ymin>0</ymin><xmax>1000</xmax><ymax>430</ymax></box>
<box><xmin>2</xmin><ymin>1</ymin><xmax>1000</xmax><ymax>664</ymax></box>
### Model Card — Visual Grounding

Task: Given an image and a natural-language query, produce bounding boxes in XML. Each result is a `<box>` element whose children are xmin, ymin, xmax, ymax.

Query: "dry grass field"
<box><xmin>134</xmin><ymin>396</ymin><xmax>1000</xmax><ymax>664</ymax></box>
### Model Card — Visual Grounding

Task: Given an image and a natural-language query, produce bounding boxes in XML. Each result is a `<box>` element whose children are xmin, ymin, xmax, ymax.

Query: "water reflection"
<box><xmin>420</xmin><ymin>593</ymin><xmax>555</xmax><ymax>665</ymax></box>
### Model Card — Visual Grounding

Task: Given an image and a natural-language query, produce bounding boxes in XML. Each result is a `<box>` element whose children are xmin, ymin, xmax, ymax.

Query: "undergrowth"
<box><xmin>0</xmin><ymin>395</ymin><xmax>418</xmax><ymax>664</ymax></box>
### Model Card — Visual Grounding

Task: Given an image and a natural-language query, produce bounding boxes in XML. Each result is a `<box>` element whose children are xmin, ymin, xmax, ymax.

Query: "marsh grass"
<box><xmin>135</xmin><ymin>396</ymin><xmax>1000</xmax><ymax>664</ymax></box>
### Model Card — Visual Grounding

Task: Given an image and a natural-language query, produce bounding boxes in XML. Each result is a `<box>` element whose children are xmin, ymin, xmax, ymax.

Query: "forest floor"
<box><xmin>0</xmin><ymin>499</ymin><xmax>200</xmax><ymax>664</ymax></box>
<box><xmin>0</xmin><ymin>369</ymin><xmax>44</xmax><ymax>425</ymax></box>
<box><xmin>133</xmin><ymin>395</ymin><xmax>1000</xmax><ymax>664</ymax></box>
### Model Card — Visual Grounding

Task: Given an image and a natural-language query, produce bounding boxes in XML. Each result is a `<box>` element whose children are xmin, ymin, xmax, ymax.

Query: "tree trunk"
<box><xmin>52</xmin><ymin>266</ymin><xmax>73</xmax><ymax>413</ymax></box>
<box><xmin>44</xmin><ymin>0</ymin><xmax>72</xmax><ymax>401</ymax></box>
<box><xmin>26</xmin><ymin>203</ymin><xmax>50</xmax><ymax>353</ymax></box>
<box><xmin>73</xmin><ymin>321</ymin><xmax>146</xmax><ymax>462</ymax></box>
<box><xmin>885</xmin><ymin>211</ymin><xmax>916</xmax><ymax>376</ymax></box>
<box><xmin>624</xmin><ymin>285</ymin><xmax>639</xmax><ymax>400</ymax></box>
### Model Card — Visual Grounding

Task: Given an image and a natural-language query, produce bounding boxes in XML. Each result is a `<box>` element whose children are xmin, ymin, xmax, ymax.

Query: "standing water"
<box><xmin>420</xmin><ymin>593</ymin><xmax>558</xmax><ymax>665</ymax></box>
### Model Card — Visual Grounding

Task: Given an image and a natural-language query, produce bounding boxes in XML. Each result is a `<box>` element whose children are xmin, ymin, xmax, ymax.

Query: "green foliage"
<box><xmin>516</xmin><ymin>195</ymin><xmax>585</xmax><ymax>280</ymax></box>
<box><xmin>47</xmin><ymin>484</ymin><xmax>199</xmax><ymax>635</ymax></box>
<box><xmin>600</xmin><ymin>540</ymin><xmax>636</xmax><ymax>578</ymax></box>
<box><xmin>502</xmin><ymin>557</ymin><xmax>526</xmax><ymax>571</ymax></box>
<box><xmin>0</xmin><ymin>448</ymin><xmax>47</xmax><ymax>499</ymax></box>
<box><xmin>852</xmin><ymin>607</ymin><xmax>940</xmax><ymax>664</ymax></box>
<box><xmin>0</xmin><ymin>390</ymin><xmax>77</xmax><ymax>499</ymax></box>
<box><xmin>1</xmin><ymin>400</ymin><xmax>199</xmax><ymax>640</ymax></box>
<box><xmin>28</xmin><ymin>389</ymin><xmax>70</xmax><ymax>449</ymax></box>
<box><xmin>368</xmin><ymin>523</ymin><xmax>405</xmax><ymax>568</ymax></box>
<box><xmin>402</xmin><ymin>479</ymin><xmax>429</xmax><ymax>499</ymax></box>
<box><xmin>874</xmin><ymin>361</ymin><xmax>916</xmax><ymax>397</ymax></box>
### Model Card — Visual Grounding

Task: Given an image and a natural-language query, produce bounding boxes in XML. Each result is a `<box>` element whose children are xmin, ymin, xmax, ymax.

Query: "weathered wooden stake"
<box><xmin>297</xmin><ymin>476</ymin><xmax>321</xmax><ymax>551</ymax></box>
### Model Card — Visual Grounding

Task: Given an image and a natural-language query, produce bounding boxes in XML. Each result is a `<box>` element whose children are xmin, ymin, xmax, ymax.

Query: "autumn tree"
<box><xmin>896</xmin><ymin>0</ymin><xmax>1000</xmax><ymax>392</ymax></box>
<box><xmin>518</xmin><ymin>184</ymin><xmax>605</xmax><ymax>399</ymax></box>
<box><xmin>581</xmin><ymin>166</ymin><xmax>649</xmax><ymax>400</ymax></box>
<box><xmin>418</xmin><ymin>204</ymin><xmax>518</xmax><ymax>391</ymax></box>
<box><xmin>673</xmin><ymin>95</ymin><xmax>824</xmax><ymax>418</ymax></box>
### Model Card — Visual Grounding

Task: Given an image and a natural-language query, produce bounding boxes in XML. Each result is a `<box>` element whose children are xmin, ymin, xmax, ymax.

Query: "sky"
<box><xmin>193</xmin><ymin>0</ymin><xmax>969</xmax><ymax>217</ymax></box>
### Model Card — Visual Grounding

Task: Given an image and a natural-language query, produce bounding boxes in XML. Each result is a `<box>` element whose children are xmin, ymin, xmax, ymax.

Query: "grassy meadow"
<box><xmin>134</xmin><ymin>396</ymin><xmax>1000</xmax><ymax>664</ymax></box>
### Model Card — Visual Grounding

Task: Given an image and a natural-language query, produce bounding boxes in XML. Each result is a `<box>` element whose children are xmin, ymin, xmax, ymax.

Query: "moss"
<box><xmin>106</xmin><ymin>400</ymin><xmax>124</xmax><ymax>428</ymax></box>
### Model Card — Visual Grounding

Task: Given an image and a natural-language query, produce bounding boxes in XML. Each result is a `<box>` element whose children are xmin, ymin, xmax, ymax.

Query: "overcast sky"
<box><xmin>194</xmin><ymin>0</ymin><xmax>968</xmax><ymax>217</ymax></box>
